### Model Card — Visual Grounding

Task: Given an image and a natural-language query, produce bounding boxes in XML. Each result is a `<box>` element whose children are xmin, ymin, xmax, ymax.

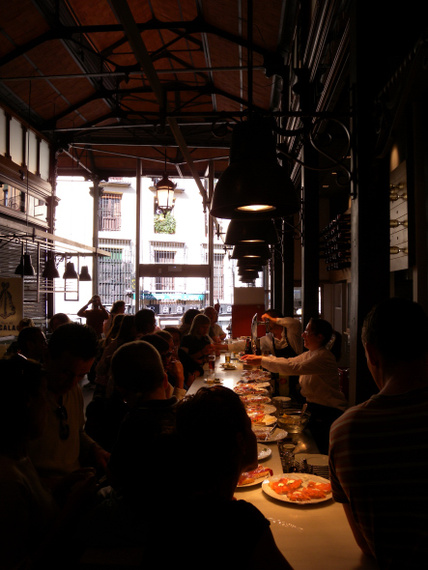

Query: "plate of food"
<box><xmin>237</xmin><ymin>465</ymin><xmax>273</xmax><ymax>488</ymax></box>
<box><xmin>257</xmin><ymin>443</ymin><xmax>272</xmax><ymax>461</ymax></box>
<box><xmin>220</xmin><ymin>363</ymin><xmax>237</xmax><ymax>370</ymax></box>
<box><xmin>262</xmin><ymin>473</ymin><xmax>332</xmax><ymax>504</ymax></box>
<box><xmin>233</xmin><ymin>383</ymin><xmax>269</xmax><ymax>395</ymax></box>
<box><xmin>247</xmin><ymin>410</ymin><xmax>277</xmax><ymax>426</ymax></box>
<box><xmin>246</xmin><ymin>403</ymin><xmax>276</xmax><ymax>415</ymax></box>
<box><xmin>240</xmin><ymin>394</ymin><xmax>272</xmax><ymax>406</ymax></box>
<box><xmin>253</xmin><ymin>426</ymin><xmax>288</xmax><ymax>442</ymax></box>
<box><xmin>241</xmin><ymin>370</ymin><xmax>271</xmax><ymax>382</ymax></box>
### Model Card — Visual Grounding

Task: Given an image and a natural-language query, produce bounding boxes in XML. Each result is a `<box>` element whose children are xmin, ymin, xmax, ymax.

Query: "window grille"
<box><xmin>98</xmin><ymin>239</ymin><xmax>133</xmax><ymax>306</ymax></box>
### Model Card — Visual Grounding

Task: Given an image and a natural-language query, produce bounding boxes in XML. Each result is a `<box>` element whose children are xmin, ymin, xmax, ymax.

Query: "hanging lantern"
<box><xmin>155</xmin><ymin>174</ymin><xmax>177</xmax><ymax>216</ymax></box>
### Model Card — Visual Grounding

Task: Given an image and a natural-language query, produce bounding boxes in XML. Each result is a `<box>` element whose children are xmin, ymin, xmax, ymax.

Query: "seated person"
<box><xmin>329</xmin><ymin>298</ymin><xmax>428</xmax><ymax>568</ymax></box>
<box><xmin>142</xmin><ymin>386</ymin><xmax>293</xmax><ymax>569</ymax></box>
<box><xmin>203</xmin><ymin>305</ymin><xmax>226</xmax><ymax>342</ymax></box>
<box><xmin>0</xmin><ymin>357</ymin><xmax>96</xmax><ymax>570</ymax></box>
<box><xmin>144</xmin><ymin>333</ymin><xmax>187</xmax><ymax>399</ymax></box>
<box><xmin>179</xmin><ymin>313</ymin><xmax>215</xmax><ymax>378</ymax></box>
<box><xmin>27</xmin><ymin>323</ymin><xmax>110</xmax><ymax>491</ymax></box>
<box><xmin>16</xmin><ymin>325</ymin><xmax>48</xmax><ymax>363</ymax></box>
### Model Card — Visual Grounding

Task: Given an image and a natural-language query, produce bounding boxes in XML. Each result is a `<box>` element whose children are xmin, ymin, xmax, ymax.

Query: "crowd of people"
<box><xmin>1</xmin><ymin>295</ymin><xmax>427</xmax><ymax>568</ymax></box>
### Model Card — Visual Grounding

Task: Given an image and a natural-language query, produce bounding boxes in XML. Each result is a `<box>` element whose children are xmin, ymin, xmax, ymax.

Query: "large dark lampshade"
<box><xmin>210</xmin><ymin>117</ymin><xmax>300</xmax><ymax>219</ymax></box>
<box><xmin>237</xmin><ymin>258</ymin><xmax>265</xmax><ymax>271</ymax></box>
<box><xmin>225</xmin><ymin>218</ymin><xmax>279</xmax><ymax>245</ymax></box>
<box><xmin>63</xmin><ymin>262</ymin><xmax>78</xmax><ymax>279</ymax></box>
<box><xmin>42</xmin><ymin>256</ymin><xmax>60</xmax><ymax>279</ymax></box>
<box><xmin>231</xmin><ymin>243</ymin><xmax>271</xmax><ymax>261</ymax></box>
<box><xmin>238</xmin><ymin>267</ymin><xmax>260</xmax><ymax>279</ymax></box>
<box><xmin>15</xmin><ymin>253</ymin><xmax>35</xmax><ymax>276</ymax></box>
<box><xmin>79</xmin><ymin>266</ymin><xmax>92</xmax><ymax>281</ymax></box>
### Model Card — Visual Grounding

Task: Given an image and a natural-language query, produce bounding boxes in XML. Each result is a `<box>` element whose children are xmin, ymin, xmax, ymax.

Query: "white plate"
<box><xmin>240</xmin><ymin>395</ymin><xmax>272</xmax><ymax>405</ymax></box>
<box><xmin>254</xmin><ymin>427</ymin><xmax>288</xmax><ymax>442</ymax></box>
<box><xmin>295</xmin><ymin>453</ymin><xmax>329</xmax><ymax>466</ymax></box>
<box><xmin>257</xmin><ymin>443</ymin><xmax>272</xmax><ymax>460</ymax></box>
<box><xmin>237</xmin><ymin>465</ymin><xmax>273</xmax><ymax>488</ymax></box>
<box><xmin>262</xmin><ymin>473</ymin><xmax>332</xmax><ymax>504</ymax></box>
<box><xmin>249</xmin><ymin>413</ymin><xmax>277</xmax><ymax>426</ymax></box>
<box><xmin>220</xmin><ymin>363</ymin><xmax>237</xmax><ymax>370</ymax></box>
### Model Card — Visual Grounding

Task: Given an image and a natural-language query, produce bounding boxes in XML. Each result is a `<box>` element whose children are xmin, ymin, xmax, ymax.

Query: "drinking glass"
<box><xmin>278</xmin><ymin>441</ymin><xmax>296</xmax><ymax>473</ymax></box>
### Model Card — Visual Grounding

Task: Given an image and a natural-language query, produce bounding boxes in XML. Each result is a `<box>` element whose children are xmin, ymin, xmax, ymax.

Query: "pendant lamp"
<box><xmin>238</xmin><ymin>267</ymin><xmax>260</xmax><ymax>277</ymax></box>
<box><xmin>225</xmin><ymin>218</ymin><xmax>279</xmax><ymax>245</ymax></box>
<box><xmin>79</xmin><ymin>266</ymin><xmax>92</xmax><ymax>281</ymax></box>
<box><xmin>231</xmin><ymin>243</ymin><xmax>271</xmax><ymax>261</ymax></box>
<box><xmin>210</xmin><ymin>117</ymin><xmax>300</xmax><ymax>219</ymax></box>
<box><xmin>63</xmin><ymin>261</ymin><xmax>78</xmax><ymax>279</ymax></box>
<box><xmin>15</xmin><ymin>253</ymin><xmax>36</xmax><ymax>276</ymax></box>
<box><xmin>42</xmin><ymin>256</ymin><xmax>60</xmax><ymax>279</ymax></box>
<box><xmin>236</xmin><ymin>258</ymin><xmax>264</xmax><ymax>271</ymax></box>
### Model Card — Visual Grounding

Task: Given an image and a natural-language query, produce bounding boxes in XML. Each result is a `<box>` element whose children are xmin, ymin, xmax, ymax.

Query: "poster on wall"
<box><xmin>0</xmin><ymin>277</ymin><xmax>23</xmax><ymax>337</ymax></box>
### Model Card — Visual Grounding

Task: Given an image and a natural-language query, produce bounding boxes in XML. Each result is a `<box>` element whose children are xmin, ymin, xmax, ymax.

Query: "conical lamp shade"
<box><xmin>238</xmin><ymin>267</ymin><xmax>260</xmax><ymax>278</ymax></box>
<box><xmin>210</xmin><ymin>118</ymin><xmax>300</xmax><ymax>220</ymax></box>
<box><xmin>42</xmin><ymin>257</ymin><xmax>60</xmax><ymax>279</ymax></box>
<box><xmin>231</xmin><ymin>243</ymin><xmax>271</xmax><ymax>261</ymax></box>
<box><xmin>79</xmin><ymin>265</ymin><xmax>92</xmax><ymax>281</ymax></box>
<box><xmin>225</xmin><ymin>218</ymin><xmax>279</xmax><ymax>245</ymax></box>
<box><xmin>63</xmin><ymin>262</ymin><xmax>78</xmax><ymax>279</ymax></box>
<box><xmin>15</xmin><ymin>253</ymin><xmax>35</xmax><ymax>276</ymax></box>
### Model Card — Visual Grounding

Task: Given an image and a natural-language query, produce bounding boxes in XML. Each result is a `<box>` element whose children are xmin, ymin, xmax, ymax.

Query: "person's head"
<box><xmin>176</xmin><ymin>386</ymin><xmax>257</xmax><ymax>489</ymax></box>
<box><xmin>17</xmin><ymin>317</ymin><xmax>35</xmax><ymax>332</ymax></box>
<box><xmin>163</xmin><ymin>326</ymin><xmax>182</xmax><ymax>354</ymax></box>
<box><xmin>111</xmin><ymin>300</ymin><xmax>126</xmax><ymax>315</ymax></box>
<box><xmin>91</xmin><ymin>295</ymin><xmax>101</xmax><ymax>308</ymax></box>
<box><xmin>189</xmin><ymin>313</ymin><xmax>211</xmax><ymax>337</ymax></box>
<box><xmin>144</xmin><ymin>333</ymin><xmax>174</xmax><ymax>370</ymax></box>
<box><xmin>116</xmin><ymin>314</ymin><xmax>136</xmax><ymax>344</ymax></box>
<box><xmin>49</xmin><ymin>313</ymin><xmax>70</xmax><ymax>332</ymax></box>
<box><xmin>303</xmin><ymin>317</ymin><xmax>342</xmax><ymax>360</ymax></box>
<box><xmin>111</xmin><ymin>340</ymin><xmax>166</xmax><ymax>403</ymax></box>
<box><xmin>181</xmin><ymin>308</ymin><xmax>200</xmax><ymax>326</ymax></box>
<box><xmin>362</xmin><ymin>297</ymin><xmax>428</xmax><ymax>376</ymax></box>
<box><xmin>134</xmin><ymin>308</ymin><xmax>156</xmax><ymax>335</ymax></box>
<box><xmin>0</xmin><ymin>357</ymin><xmax>47</xmax><ymax>455</ymax></box>
<box><xmin>17</xmin><ymin>326</ymin><xmax>47</xmax><ymax>362</ymax></box>
<box><xmin>203</xmin><ymin>306</ymin><xmax>218</xmax><ymax>324</ymax></box>
<box><xmin>265</xmin><ymin>308</ymin><xmax>285</xmax><ymax>338</ymax></box>
<box><xmin>46</xmin><ymin>322</ymin><xmax>98</xmax><ymax>395</ymax></box>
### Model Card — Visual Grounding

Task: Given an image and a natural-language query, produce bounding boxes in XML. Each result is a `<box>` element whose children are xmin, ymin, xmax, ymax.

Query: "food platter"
<box><xmin>257</xmin><ymin>443</ymin><xmax>272</xmax><ymax>461</ymax></box>
<box><xmin>237</xmin><ymin>465</ymin><xmax>273</xmax><ymax>488</ymax></box>
<box><xmin>253</xmin><ymin>427</ymin><xmax>288</xmax><ymax>442</ymax></box>
<box><xmin>262</xmin><ymin>473</ymin><xmax>332</xmax><ymax>504</ymax></box>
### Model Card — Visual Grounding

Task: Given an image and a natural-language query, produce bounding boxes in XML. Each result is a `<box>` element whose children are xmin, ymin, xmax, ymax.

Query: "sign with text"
<box><xmin>0</xmin><ymin>277</ymin><xmax>23</xmax><ymax>336</ymax></box>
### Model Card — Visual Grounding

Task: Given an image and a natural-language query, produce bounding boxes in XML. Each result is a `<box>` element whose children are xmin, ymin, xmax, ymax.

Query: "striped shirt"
<box><xmin>329</xmin><ymin>387</ymin><xmax>428</xmax><ymax>568</ymax></box>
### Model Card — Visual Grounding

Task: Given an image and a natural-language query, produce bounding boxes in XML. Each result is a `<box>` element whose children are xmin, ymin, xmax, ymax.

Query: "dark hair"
<box><xmin>134</xmin><ymin>308</ymin><xmax>156</xmax><ymax>334</ymax></box>
<box><xmin>176</xmin><ymin>386</ymin><xmax>249</xmax><ymax>482</ymax></box>
<box><xmin>49</xmin><ymin>313</ymin><xmax>70</xmax><ymax>332</ymax></box>
<box><xmin>0</xmin><ymin>357</ymin><xmax>44</xmax><ymax>452</ymax></box>
<box><xmin>265</xmin><ymin>308</ymin><xmax>284</xmax><ymax>319</ymax></box>
<box><xmin>144</xmin><ymin>333</ymin><xmax>170</xmax><ymax>356</ymax></box>
<box><xmin>111</xmin><ymin>340</ymin><xmax>165</xmax><ymax>396</ymax></box>
<box><xmin>163</xmin><ymin>326</ymin><xmax>182</xmax><ymax>341</ymax></box>
<box><xmin>310</xmin><ymin>317</ymin><xmax>342</xmax><ymax>361</ymax></box>
<box><xmin>181</xmin><ymin>308</ymin><xmax>200</xmax><ymax>325</ymax></box>
<box><xmin>362</xmin><ymin>297</ymin><xmax>428</xmax><ymax>364</ymax></box>
<box><xmin>48</xmin><ymin>322</ymin><xmax>98</xmax><ymax>360</ymax></box>
<box><xmin>115</xmin><ymin>314</ymin><xmax>136</xmax><ymax>345</ymax></box>
<box><xmin>17</xmin><ymin>326</ymin><xmax>45</xmax><ymax>351</ymax></box>
<box><xmin>111</xmin><ymin>300</ymin><xmax>125</xmax><ymax>313</ymax></box>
